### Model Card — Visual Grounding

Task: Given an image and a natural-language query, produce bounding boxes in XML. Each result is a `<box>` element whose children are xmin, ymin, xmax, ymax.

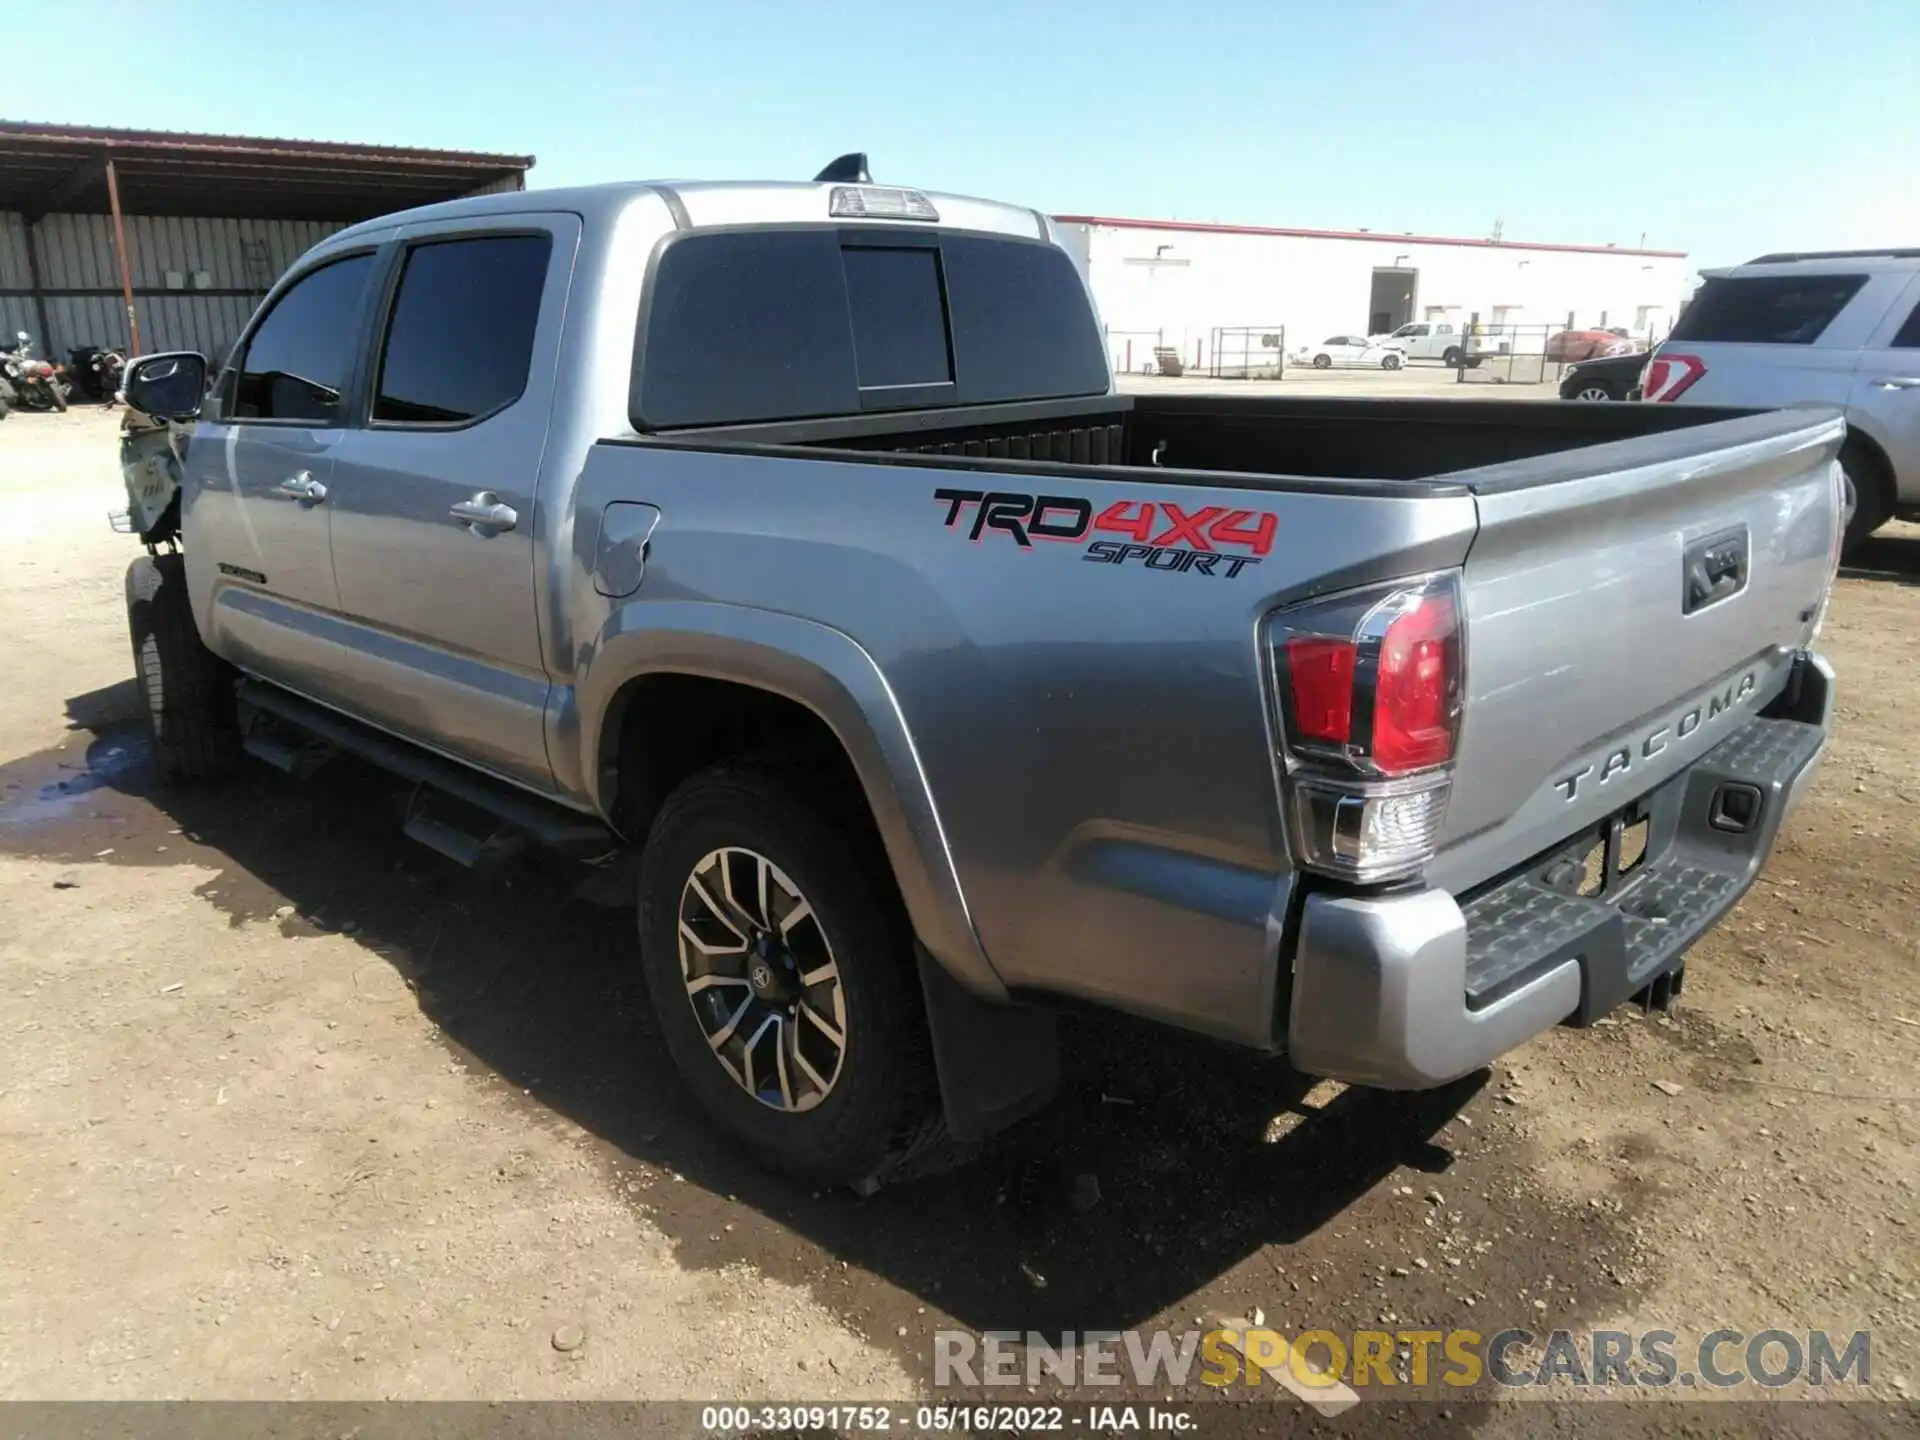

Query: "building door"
<box><xmin>1369</xmin><ymin>268</ymin><xmax>1417</xmax><ymax>335</ymax></box>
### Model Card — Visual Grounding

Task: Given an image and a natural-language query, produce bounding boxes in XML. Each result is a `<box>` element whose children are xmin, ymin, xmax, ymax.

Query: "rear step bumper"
<box><xmin>1286</xmin><ymin>650</ymin><xmax>1832</xmax><ymax>1090</ymax></box>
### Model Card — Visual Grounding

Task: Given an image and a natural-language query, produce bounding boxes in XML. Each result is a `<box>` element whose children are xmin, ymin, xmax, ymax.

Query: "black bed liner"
<box><xmin>610</xmin><ymin>391</ymin><xmax>1755</xmax><ymax>498</ymax></box>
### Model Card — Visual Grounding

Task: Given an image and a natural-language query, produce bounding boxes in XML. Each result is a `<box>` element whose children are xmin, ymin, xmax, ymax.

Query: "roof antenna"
<box><xmin>814</xmin><ymin>152</ymin><xmax>871</xmax><ymax>184</ymax></box>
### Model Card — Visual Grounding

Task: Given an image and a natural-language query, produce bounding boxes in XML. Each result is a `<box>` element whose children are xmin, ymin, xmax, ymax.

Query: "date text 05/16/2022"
<box><xmin>700</xmin><ymin>1403</ymin><xmax>1193</xmax><ymax>1433</ymax></box>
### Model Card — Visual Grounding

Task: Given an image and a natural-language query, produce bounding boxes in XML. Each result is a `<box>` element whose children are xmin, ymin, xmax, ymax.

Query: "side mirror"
<box><xmin>123</xmin><ymin>352</ymin><xmax>208</xmax><ymax>422</ymax></box>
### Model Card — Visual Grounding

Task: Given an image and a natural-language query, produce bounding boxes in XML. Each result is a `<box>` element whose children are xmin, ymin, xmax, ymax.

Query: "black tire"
<box><xmin>48</xmin><ymin>381</ymin><xmax>68</xmax><ymax>412</ymax></box>
<box><xmin>636</xmin><ymin>757</ymin><xmax>937</xmax><ymax>1186</ymax></box>
<box><xmin>1382</xmin><ymin>352</ymin><xmax>1403</xmax><ymax>371</ymax></box>
<box><xmin>126</xmin><ymin>553</ymin><xmax>239</xmax><ymax>782</ymax></box>
<box><xmin>1312</xmin><ymin>353</ymin><xmax>1332</xmax><ymax>370</ymax></box>
<box><xmin>1441</xmin><ymin>346</ymin><xmax>1464</xmax><ymax>368</ymax></box>
<box><xmin>1839</xmin><ymin>436</ymin><xmax>1893</xmax><ymax>559</ymax></box>
<box><xmin>1572</xmin><ymin>383</ymin><xmax>1618</xmax><ymax>402</ymax></box>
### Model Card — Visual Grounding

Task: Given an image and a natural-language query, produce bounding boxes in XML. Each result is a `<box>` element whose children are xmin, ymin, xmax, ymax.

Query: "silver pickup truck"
<box><xmin>115</xmin><ymin>160</ymin><xmax>1843</xmax><ymax>1187</ymax></box>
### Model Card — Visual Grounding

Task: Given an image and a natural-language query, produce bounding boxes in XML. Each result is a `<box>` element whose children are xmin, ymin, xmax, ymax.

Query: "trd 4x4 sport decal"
<box><xmin>933</xmin><ymin>488</ymin><xmax>1276</xmax><ymax>578</ymax></box>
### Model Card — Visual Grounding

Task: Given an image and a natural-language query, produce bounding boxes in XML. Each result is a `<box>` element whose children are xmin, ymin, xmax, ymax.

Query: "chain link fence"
<box><xmin>1451</xmin><ymin>315</ymin><xmax>1662</xmax><ymax>386</ymax></box>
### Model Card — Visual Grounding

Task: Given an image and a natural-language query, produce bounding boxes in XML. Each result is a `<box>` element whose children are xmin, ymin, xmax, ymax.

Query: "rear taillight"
<box><xmin>1267</xmin><ymin>573</ymin><xmax>1465</xmax><ymax>884</ymax></box>
<box><xmin>1642</xmin><ymin>352</ymin><xmax>1706</xmax><ymax>402</ymax></box>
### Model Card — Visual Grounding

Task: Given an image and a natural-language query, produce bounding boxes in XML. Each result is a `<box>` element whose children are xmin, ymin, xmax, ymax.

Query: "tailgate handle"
<box><xmin>1683</xmin><ymin>527</ymin><xmax>1749</xmax><ymax>615</ymax></box>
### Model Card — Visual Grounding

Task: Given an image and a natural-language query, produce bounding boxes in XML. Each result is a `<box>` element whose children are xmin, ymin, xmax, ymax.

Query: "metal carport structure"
<box><xmin>0</xmin><ymin>122</ymin><xmax>533</xmax><ymax>361</ymax></box>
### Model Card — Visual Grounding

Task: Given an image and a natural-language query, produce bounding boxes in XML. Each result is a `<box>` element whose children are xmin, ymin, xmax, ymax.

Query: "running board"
<box><xmin>241</xmin><ymin>727</ymin><xmax>338</xmax><ymax>779</ymax></box>
<box><xmin>400</xmin><ymin>784</ymin><xmax>530</xmax><ymax>871</ymax></box>
<box><xmin>235</xmin><ymin>679</ymin><xmax>618</xmax><ymax>862</ymax></box>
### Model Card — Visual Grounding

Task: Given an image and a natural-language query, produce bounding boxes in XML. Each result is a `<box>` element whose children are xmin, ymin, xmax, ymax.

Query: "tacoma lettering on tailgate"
<box><xmin>1553</xmin><ymin>670</ymin><xmax>1761</xmax><ymax>801</ymax></box>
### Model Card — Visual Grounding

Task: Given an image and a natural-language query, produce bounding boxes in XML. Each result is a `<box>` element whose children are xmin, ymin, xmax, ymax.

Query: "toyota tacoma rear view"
<box><xmin>113</xmin><ymin>157</ymin><xmax>1843</xmax><ymax>1187</ymax></box>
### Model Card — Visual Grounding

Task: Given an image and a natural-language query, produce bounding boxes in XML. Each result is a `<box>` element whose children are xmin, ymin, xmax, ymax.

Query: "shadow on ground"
<box><xmin>1840</xmin><ymin>530</ymin><xmax>1920</xmax><ymax>587</ymax></box>
<box><xmin>2</xmin><ymin>683</ymin><xmax>1493</xmax><ymax>1349</ymax></box>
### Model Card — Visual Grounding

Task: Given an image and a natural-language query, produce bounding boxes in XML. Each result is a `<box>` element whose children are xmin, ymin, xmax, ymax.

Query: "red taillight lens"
<box><xmin>1373</xmin><ymin>592</ymin><xmax>1458</xmax><ymax>773</ymax></box>
<box><xmin>1267</xmin><ymin>572</ymin><xmax>1459</xmax><ymax>887</ymax></box>
<box><xmin>1284</xmin><ymin>637</ymin><xmax>1356</xmax><ymax>744</ymax></box>
<box><xmin>1642</xmin><ymin>352</ymin><xmax>1706</xmax><ymax>402</ymax></box>
<box><xmin>1267</xmin><ymin>572</ymin><xmax>1465</xmax><ymax>883</ymax></box>
<box><xmin>1275</xmin><ymin>578</ymin><xmax>1462</xmax><ymax>776</ymax></box>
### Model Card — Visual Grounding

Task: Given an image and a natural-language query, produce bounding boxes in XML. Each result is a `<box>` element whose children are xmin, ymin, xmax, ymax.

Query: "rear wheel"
<box><xmin>1441</xmin><ymin>346</ymin><xmax>1464</xmax><ymax>368</ymax></box>
<box><xmin>636</xmin><ymin>758</ymin><xmax>937</xmax><ymax>1185</ymax></box>
<box><xmin>1574</xmin><ymin>383</ymin><xmax>1616</xmax><ymax>401</ymax></box>
<box><xmin>48</xmin><ymin>380</ymin><xmax>68</xmax><ymax>412</ymax></box>
<box><xmin>1312</xmin><ymin>353</ymin><xmax>1332</xmax><ymax>370</ymax></box>
<box><xmin>126</xmin><ymin>553</ymin><xmax>239</xmax><ymax>782</ymax></box>
<box><xmin>1839</xmin><ymin>436</ymin><xmax>1893</xmax><ymax>559</ymax></box>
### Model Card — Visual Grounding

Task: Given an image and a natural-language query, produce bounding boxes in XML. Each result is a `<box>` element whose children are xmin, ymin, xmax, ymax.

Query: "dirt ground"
<box><xmin>1</xmin><ymin>406</ymin><xmax>1915</xmax><ymax>1431</ymax></box>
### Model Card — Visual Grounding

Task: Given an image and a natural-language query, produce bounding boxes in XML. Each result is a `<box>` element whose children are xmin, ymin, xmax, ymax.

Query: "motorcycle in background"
<box><xmin>68</xmin><ymin>344</ymin><xmax>127</xmax><ymax>405</ymax></box>
<box><xmin>3</xmin><ymin>332</ymin><xmax>71</xmax><ymax>412</ymax></box>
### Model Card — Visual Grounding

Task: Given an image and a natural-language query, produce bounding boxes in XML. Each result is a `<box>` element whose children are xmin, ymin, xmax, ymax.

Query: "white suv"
<box><xmin>1643</xmin><ymin>249</ymin><xmax>1920</xmax><ymax>554</ymax></box>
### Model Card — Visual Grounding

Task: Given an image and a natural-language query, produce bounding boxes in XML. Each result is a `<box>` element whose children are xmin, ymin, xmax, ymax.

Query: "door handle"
<box><xmin>275</xmin><ymin>472</ymin><xmax>328</xmax><ymax>504</ymax></box>
<box><xmin>1871</xmin><ymin>376</ymin><xmax>1920</xmax><ymax>390</ymax></box>
<box><xmin>449</xmin><ymin>493</ymin><xmax>518</xmax><ymax>532</ymax></box>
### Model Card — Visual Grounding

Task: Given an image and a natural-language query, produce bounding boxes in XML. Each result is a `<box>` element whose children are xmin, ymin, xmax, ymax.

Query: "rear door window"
<box><xmin>1668</xmin><ymin>274</ymin><xmax>1868</xmax><ymax>346</ymax></box>
<box><xmin>632</xmin><ymin>227</ymin><xmax>1107</xmax><ymax>429</ymax></box>
<box><xmin>373</xmin><ymin>234</ymin><xmax>552</xmax><ymax>425</ymax></box>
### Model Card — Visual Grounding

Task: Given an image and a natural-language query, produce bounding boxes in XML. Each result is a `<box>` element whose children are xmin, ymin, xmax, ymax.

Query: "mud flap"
<box><xmin>915</xmin><ymin>943</ymin><xmax>1060</xmax><ymax>1143</ymax></box>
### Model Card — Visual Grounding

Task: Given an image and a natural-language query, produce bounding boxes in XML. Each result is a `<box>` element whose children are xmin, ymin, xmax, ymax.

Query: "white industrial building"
<box><xmin>1052</xmin><ymin>214</ymin><xmax>1689</xmax><ymax>376</ymax></box>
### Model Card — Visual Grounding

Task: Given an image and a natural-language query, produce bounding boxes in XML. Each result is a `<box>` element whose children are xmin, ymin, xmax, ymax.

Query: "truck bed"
<box><xmin>598</xmin><ymin>391</ymin><xmax>1841</xmax><ymax>1048</ymax></box>
<box><xmin>643</xmin><ymin>391</ymin><xmax>1772</xmax><ymax>493</ymax></box>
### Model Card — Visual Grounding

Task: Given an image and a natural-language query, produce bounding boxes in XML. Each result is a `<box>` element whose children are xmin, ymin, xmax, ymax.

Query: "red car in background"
<box><xmin>1544</xmin><ymin>328</ymin><xmax>1641</xmax><ymax>362</ymax></box>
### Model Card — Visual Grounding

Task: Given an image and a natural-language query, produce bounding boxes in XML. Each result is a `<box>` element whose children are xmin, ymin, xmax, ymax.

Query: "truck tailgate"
<box><xmin>1426</xmin><ymin>406</ymin><xmax>1844</xmax><ymax>894</ymax></box>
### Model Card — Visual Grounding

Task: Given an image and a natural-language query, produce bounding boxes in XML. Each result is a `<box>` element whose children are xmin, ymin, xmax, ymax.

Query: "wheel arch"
<box><xmin>1839</xmin><ymin>423</ymin><xmax>1897</xmax><ymax>505</ymax></box>
<box><xmin>578</xmin><ymin>600</ymin><xmax>1002</xmax><ymax>998</ymax></box>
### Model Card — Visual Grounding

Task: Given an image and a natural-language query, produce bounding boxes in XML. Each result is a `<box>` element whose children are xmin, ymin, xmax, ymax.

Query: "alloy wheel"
<box><xmin>677</xmin><ymin>846</ymin><xmax>846</xmax><ymax>1112</ymax></box>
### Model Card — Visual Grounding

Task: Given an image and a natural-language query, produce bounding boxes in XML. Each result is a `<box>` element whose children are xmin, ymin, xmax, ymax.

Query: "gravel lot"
<box><xmin>1</xmin><ymin>406</ymin><xmax>1915</xmax><ymax>1431</ymax></box>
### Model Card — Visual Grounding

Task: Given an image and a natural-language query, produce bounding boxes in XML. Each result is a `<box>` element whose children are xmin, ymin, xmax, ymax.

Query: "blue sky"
<box><xmin>9</xmin><ymin>0</ymin><xmax>1916</xmax><ymax>269</ymax></box>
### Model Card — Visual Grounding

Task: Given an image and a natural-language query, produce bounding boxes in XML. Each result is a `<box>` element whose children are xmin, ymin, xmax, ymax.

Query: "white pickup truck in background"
<box><xmin>1367</xmin><ymin>320</ymin><xmax>1469</xmax><ymax>365</ymax></box>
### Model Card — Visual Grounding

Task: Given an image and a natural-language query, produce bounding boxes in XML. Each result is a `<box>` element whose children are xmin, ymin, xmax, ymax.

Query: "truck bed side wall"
<box><xmin>1122</xmin><ymin>395</ymin><xmax>1759</xmax><ymax>482</ymax></box>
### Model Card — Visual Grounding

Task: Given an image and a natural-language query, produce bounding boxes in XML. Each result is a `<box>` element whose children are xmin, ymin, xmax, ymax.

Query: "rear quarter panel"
<box><xmin>569</xmin><ymin>444</ymin><xmax>1477</xmax><ymax>1045</ymax></box>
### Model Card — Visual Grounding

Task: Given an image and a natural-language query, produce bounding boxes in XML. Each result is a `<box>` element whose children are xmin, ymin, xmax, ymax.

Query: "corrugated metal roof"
<box><xmin>1054</xmin><ymin>213</ymin><xmax>1688</xmax><ymax>260</ymax></box>
<box><xmin>0</xmin><ymin>121</ymin><xmax>534</xmax><ymax>222</ymax></box>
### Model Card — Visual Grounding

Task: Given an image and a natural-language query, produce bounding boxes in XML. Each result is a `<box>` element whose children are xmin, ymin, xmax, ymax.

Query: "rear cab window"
<box><xmin>631</xmin><ymin>227</ymin><xmax>1108</xmax><ymax>430</ymax></box>
<box><xmin>1668</xmin><ymin>273</ymin><xmax>1867</xmax><ymax>346</ymax></box>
